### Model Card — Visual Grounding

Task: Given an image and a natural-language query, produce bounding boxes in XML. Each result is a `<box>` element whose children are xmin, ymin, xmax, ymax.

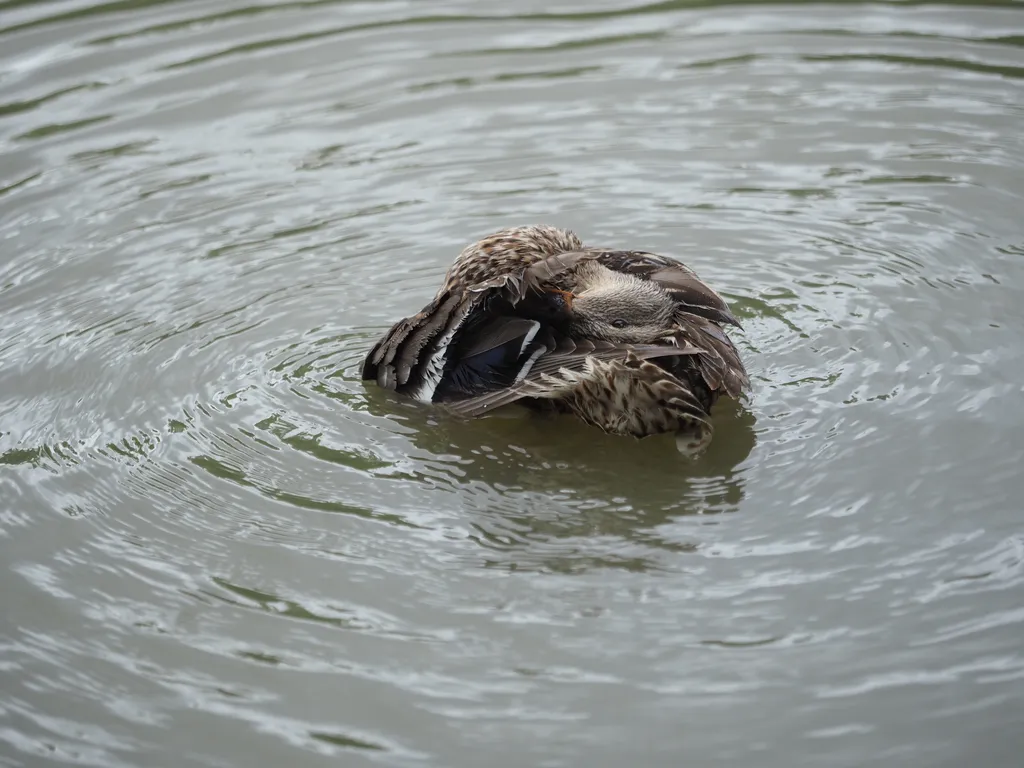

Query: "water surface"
<box><xmin>2</xmin><ymin>0</ymin><xmax>1023</xmax><ymax>766</ymax></box>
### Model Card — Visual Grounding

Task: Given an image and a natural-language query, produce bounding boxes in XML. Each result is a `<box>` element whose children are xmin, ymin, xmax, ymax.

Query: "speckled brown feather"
<box><xmin>362</xmin><ymin>225</ymin><xmax>748</xmax><ymax>454</ymax></box>
<box><xmin>440</xmin><ymin>225</ymin><xmax>584</xmax><ymax>294</ymax></box>
<box><xmin>566</xmin><ymin>355</ymin><xmax>715</xmax><ymax>452</ymax></box>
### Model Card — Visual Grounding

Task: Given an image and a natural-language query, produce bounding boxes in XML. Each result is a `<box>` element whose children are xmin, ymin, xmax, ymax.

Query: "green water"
<box><xmin>2</xmin><ymin>0</ymin><xmax>1023</xmax><ymax>765</ymax></box>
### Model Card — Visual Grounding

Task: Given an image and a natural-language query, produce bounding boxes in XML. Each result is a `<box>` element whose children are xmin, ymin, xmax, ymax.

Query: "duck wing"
<box><xmin>442</xmin><ymin>333</ymin><xmax>703</xmax><ymax>417</ymax></box>
<box><xmin>362</xmin><ymin>273</ymin><xmax>522</xmax><ymax>400</ymax></box>
<box><xmin>362</xmin><ymin>252</ymin><xmax>597</xmax><ymax>402</ymax></box>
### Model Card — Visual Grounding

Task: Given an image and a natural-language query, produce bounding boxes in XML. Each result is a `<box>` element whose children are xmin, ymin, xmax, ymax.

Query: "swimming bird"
<box><xmin>362</xmin><ymin>225</ymin><xmax>748</xmax><ymax>454</ymax></box>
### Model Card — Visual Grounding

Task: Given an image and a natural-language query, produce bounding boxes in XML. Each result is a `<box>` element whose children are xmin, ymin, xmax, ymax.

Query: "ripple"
<box><xmin>2</xmin><ymin>0</ymin><xmax>1024</xmax><ymax>765</ymax></box>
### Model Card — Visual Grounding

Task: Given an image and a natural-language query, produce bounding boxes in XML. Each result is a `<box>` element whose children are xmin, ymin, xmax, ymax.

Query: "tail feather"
<box><xmin>672</xmin><ymin>312</ymin><xmax>749</xmax><ymax>399</ymax></box>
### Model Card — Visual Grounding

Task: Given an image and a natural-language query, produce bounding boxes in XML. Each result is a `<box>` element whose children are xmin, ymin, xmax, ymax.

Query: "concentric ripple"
<box><xmin>2</xmin><ymin>0</ymin><xmax>1023</xmax><ymax>766</ymax></box>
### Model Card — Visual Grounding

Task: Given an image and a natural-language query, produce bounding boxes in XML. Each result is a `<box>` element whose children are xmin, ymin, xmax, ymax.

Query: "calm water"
<box><xmin>2</xmin><ymin>0</ymin><xmax>1023</xmax><ymax>765</ymax></box>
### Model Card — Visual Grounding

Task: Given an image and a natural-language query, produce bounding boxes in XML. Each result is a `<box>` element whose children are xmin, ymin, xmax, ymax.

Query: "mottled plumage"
<box><xmin>362</xmin><ymin>225</ymin><xmax>748</xmax><ymax>454</ymax></box>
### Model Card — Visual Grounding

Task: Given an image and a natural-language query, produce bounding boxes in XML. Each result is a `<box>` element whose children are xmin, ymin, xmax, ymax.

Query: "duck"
<box><xmin>362</xmin><ymin>225</ymin><xmax>749</xmax><ymax>454</ymax></box>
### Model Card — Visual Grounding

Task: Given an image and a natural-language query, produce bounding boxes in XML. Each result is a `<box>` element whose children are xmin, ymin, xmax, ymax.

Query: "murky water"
<box><xmin>2</xmin><ymin>0</ymin><xmax>1023</xmax><ymax>765</ymax></box>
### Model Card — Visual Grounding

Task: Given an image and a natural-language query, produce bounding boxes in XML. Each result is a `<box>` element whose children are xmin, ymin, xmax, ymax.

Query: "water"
<box><xmin>2</xmin><ymin>0</ymin><xmax>1023</xmax><ymax>765</ymax></box>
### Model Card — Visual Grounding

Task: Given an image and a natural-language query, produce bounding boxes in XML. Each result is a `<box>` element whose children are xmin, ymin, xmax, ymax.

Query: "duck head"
<box><xmin>560</xmin><ymin>262</ymin><xmax>677</xmax><ymax>344</ymax></box>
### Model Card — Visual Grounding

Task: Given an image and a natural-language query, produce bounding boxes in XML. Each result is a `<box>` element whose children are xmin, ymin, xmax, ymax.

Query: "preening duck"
<box><xmin>362</xmin><ymin>225</ymin><xmax>749</xmax><ymax>454</ymax></box>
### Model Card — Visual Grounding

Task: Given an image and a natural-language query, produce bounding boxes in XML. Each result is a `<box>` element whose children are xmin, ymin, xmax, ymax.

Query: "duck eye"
<box><xmin>611</xmin><ymin>319</ymin><xmax>628</xmax><ymax>329</ymax></box>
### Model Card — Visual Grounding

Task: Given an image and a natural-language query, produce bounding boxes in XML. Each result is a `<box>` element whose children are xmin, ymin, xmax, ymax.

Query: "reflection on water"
<box><xmin>2</xmin><ymin>0</ymin><xmax>1024</xmax><ymax>765</ymax></box>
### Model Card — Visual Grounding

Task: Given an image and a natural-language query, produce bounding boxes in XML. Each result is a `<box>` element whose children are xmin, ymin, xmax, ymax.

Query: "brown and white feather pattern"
<box><xmin>362</xmin><ymin>225</ymin><xmax>748</xmax><ymax>454</ymax></box>
<box><xmin>440</xmin><ymin>225</ymin><xmax>584</xmax><ymax>294</ymax></box>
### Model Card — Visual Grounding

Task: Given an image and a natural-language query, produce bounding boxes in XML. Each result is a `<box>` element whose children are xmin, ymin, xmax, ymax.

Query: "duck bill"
<box><xmin>548</xmin><ymin>289</ymin><xmax>575</xmax><ymax>310</ymax></box>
